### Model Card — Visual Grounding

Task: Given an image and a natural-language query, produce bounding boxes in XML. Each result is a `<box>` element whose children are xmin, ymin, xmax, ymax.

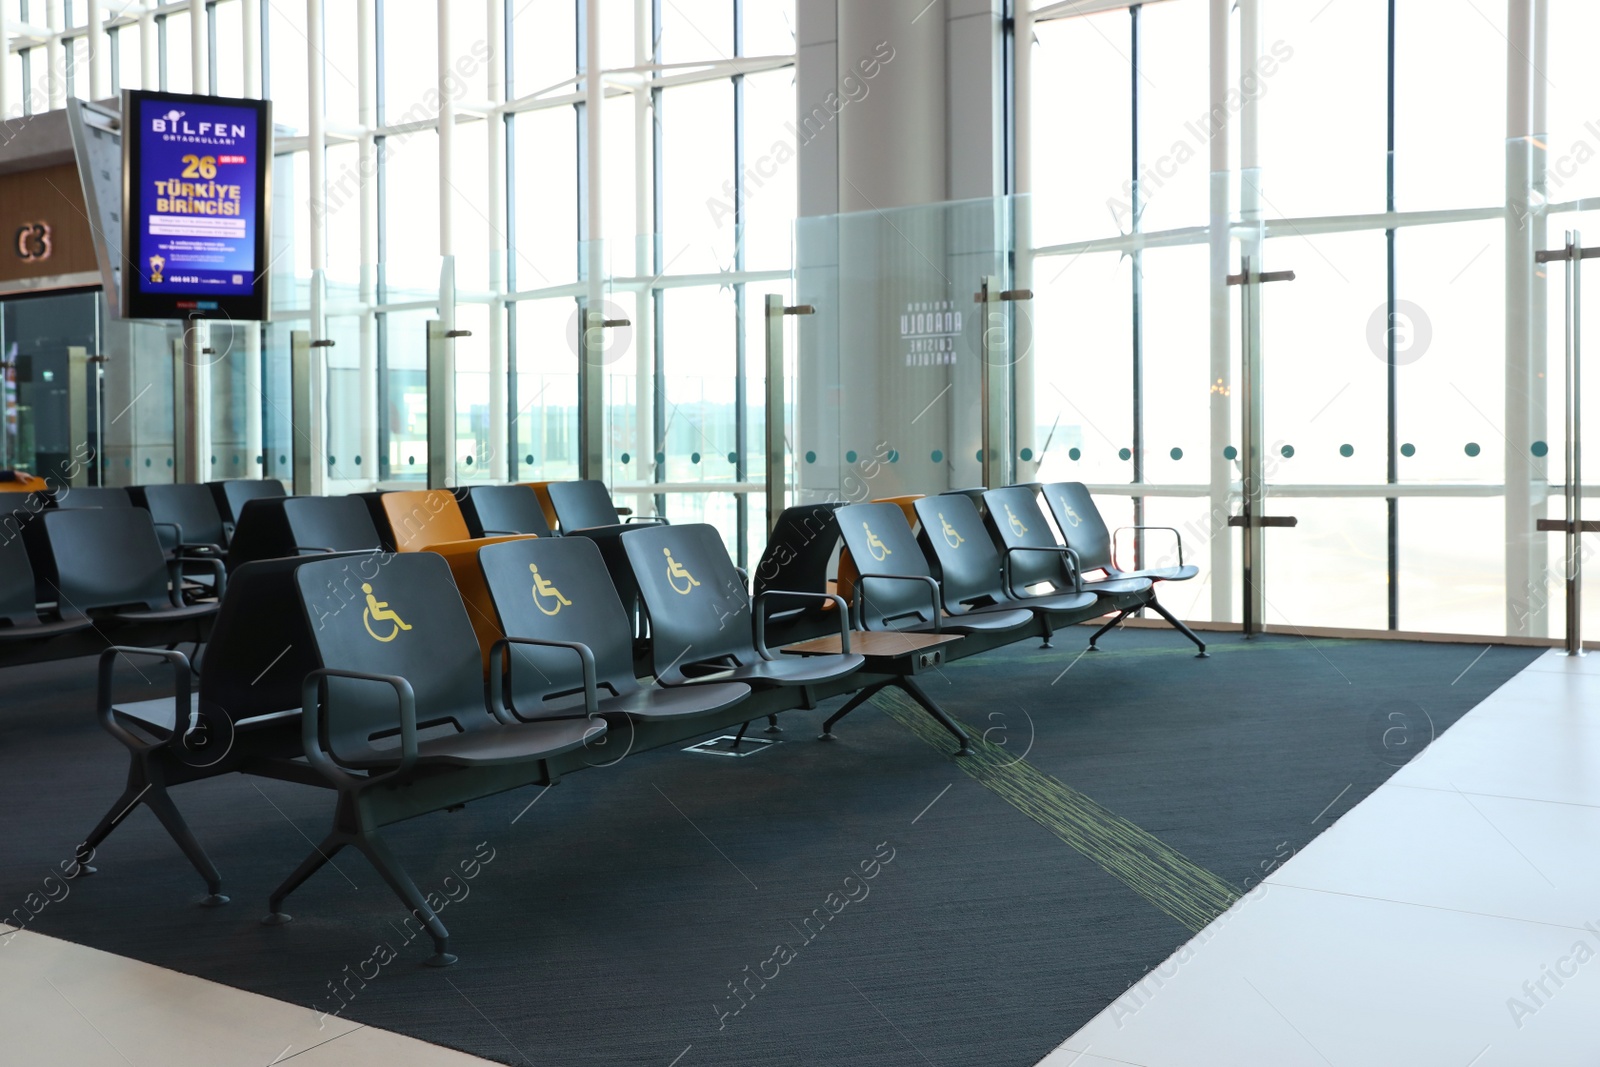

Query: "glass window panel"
<box><xmin>1394</xmin><ymin>0</ymin><xmax>1506</xmax><ymax>212</ymax></box>
<box><xmin>1265</xmin><ymin>498</ymin><xmax>1388</xmax><ymax>631</ymax></box>
<box><xmin>660</xmin><ymin>80</ymin><xmax>735</xmax><ymax>275</ymax></box>
<box><xmin>661</xmin><ymin>285</ymin><xmax>737</xmax><ymax>484</ymax></box>
<box><xmin>1256</xmin><ymin>0</ymin><xmax>1385</xmax><ymax>219</ymax></box>
<box><xmin>382</xmin><ymin>307</ymin><xmax>432</xmax><ymax>481</ymax></box>
<box><xmin>381</xmin><ymin>0</ymin><xmax>434</xmax><ymax>125</ymax></box>
<box><xmin>323</xmin><ymin>0</ymin><xmax>360</xmax><ymax>125</ymax></box>
<box><xmin>1394</xmin><ymin>220</ymin><xmax>1506</xmax><ymax>485</ymax></box>
<box><xmin>510</xmin><ymin>0</ymin><xmax>575</xmax><ymax>96</ymax></box>
<box><xmin>1144</xmin><ymin>496</ymin><xmax>1239</xmax><ymax>625</ymax></box>
<box><xmin>1399</xmin><ymin>498</ymin><xmax>1505</xmax><ymax>637</ymax></box>
<box><xmin>742</xmin><ymin>68</ymin><xmax>797</xmax><ymax>272</ymax></box>
<box><xmin>511</xmin><ymin>297</ymin><xmax>580</xmax><ymax>483</ymax></box>
<box><xmin>382</xmin><ymin>129</ymin><xmax>441</xmax><ymax>294</ymax></box>
<box><xmin>1260</xmin><ymin>230</ymin><xmax>1388</xmax><ymax>487</ymax></box>
<box><xmin>1032</xmin><ymin>251</ymin><xmax>1133</xmax><ymax>486</ymax></box>
<box><xmin>1031</xmin><ymin>12</ymin><xmax>1130</xmax><ymax>245</ymax></box>
<box><xmin>511</xmin><ymin>107</ymin><xmax>578</xmax><ymax>289</ymax></box>
<box><xmin>164</xmin><ymin>11</ymin><xmax>193</xmax><ymax>94</ymax></box>
<box><xmin>268</xmin><ymin>0</ymin><xmax>308</xmax><ymax>130</ymax></box>
<box><xmin>114</xmin><ymin>25</ymin><xmax>140</xmax><ymax>93</ymax></box>
<box><xmin>603</xmin><ymin>91</ymin><xmax>636</xmax><ymax>259</ymax></box>
<box><xmin>1139</xmin><ymin>243</ymin><xmax>1211</xmax><ymax>486</ymax></box>
<box><xmin>1545</xmin><ymin>2</ymin><xmax>1600</xmax><ymax>202</ymax></box>
<box><xmin>450</xmin><ymin>118</ymin><xmax>492</xmax><ymax>293</ymax></box>
<box><xmin>743</xmin><ymin>3</ymin><xmax>794</xmax><ymax>57</ymax></box>
<box><xmin>1136</xmin><ymin>0</ymin><xmax>1209</xmax><ymax>234</ymax></box>
<box><xmin>213</xmin><ymin>0</ymin><xmax>245</xmax><ymax>99</ymax></box>
<box><xmin>660</xmin><ymin>0</ymin><xmax>732</xmax><ymax>65</ymax></box>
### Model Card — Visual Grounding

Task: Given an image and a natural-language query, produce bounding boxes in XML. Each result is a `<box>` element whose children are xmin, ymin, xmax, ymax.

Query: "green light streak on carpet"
<box><xmin>874</xmin><ymin>689</ymin><xmax>1242</xmax><ymax>932</ymax></box>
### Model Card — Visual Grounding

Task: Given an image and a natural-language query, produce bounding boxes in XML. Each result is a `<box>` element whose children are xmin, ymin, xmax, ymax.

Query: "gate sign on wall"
<box><xmin>121</xmin><ymin>89</ymin><xmax>273</xmax><ymax>322</ymax></box>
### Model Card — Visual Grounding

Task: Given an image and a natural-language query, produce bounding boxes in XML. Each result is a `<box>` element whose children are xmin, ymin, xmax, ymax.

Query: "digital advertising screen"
<box><xmin>121</xmin><ymin>89</ymin><xmax>272</xmax><ymax>321</ymax></box>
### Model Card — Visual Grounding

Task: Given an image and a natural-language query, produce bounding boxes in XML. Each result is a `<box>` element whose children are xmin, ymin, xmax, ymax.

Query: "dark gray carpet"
<box><xmin>0</xmin><ymin>629</ymin><xmax>1539</xmax><ymax>1066</ymax></box>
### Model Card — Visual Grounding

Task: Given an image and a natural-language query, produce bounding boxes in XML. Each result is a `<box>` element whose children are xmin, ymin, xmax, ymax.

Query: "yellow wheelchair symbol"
<box><xmin>529</xmin><ymin>563</ymin><xmax>572</xmax><ymax>616</ymax></box>
<box><xmin>1005</xmin><ymin>504</ymin><xmax>1029</xmax><ymax>537</ymax></box>
<box><xmin>361</xmin><ymin>583</ymin><xmax>411</xmax><ymax>643</ymax></box>
<box><xmin>665</xmin><ymin>547</ymin><xmax>700</xmax><ymax>595</ymax></box>
<box><xmin>863</xmin><ymin>521</ymin><xmax>892</xmax><ymax>561</ymax></box>
<box><xmin>1060</xmin><ymin>500</ymin><xmax>1082</xmax><ymax>527</ymax></box>
<box><xmin>939</xmin><ymin>513</ymin><xmax>964</xmax><ymax>548</ymax></box>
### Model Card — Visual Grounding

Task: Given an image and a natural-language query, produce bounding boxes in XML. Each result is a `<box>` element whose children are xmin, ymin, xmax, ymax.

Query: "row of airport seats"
<box><xmin>43</xmin><ymin>476</ymin><xmax>1201</xmax><ymax>963</ymax></box>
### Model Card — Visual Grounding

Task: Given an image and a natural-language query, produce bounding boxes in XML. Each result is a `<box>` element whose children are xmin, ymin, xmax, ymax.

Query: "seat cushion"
<box><xmin>886</xmin><ymin>609</ymin><xmax>1034</xmax><ymax>635</ymax></box>
<box><xmin>106</xmin><ymin>602</ymin><xmax>219</xmax><ymax>624</ymax></box>
<box><xmin>1009</xmin><ymin>590</ymin><xmax>1100</xmax><ymax>614</ymax></box>
<box><xmin>0</xmin><ymin>615</ymin><xmax>92</xmax><ymax>641</ymax></box>
<box><xmin>1083</xmin><ymin>576</ymin><xmax>1155</xmax><ymax>597</ymax></box>
<box><xmin>1111</xmin><ymin>564</ymin><xmax>1199</xmax><ymax>583</ymax></box>
<box><xmin>351</xmin><ymin>716</ymin><xmax>605</xmax><ymax>770</ymax></box>
<box><xmin>679</xmin><ymin>653</ymin><xmax>867</xmax><ymax>688</ymax></box>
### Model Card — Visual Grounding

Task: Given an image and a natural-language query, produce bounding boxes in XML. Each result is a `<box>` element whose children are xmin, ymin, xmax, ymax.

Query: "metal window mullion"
<box><xmin>732</xmin><ymin>0</ymin><xmax>747</xmax><ymax>567</ymax></box>
<box><xmin>1129</xmin><ymin>2</ymin><xmax>1144</xmax><ymax>570</ymax></box>
<box><xmin>1385</xmin><ymin>0</ymin><xmax>1398</xmax><ymax>631</ymax></box>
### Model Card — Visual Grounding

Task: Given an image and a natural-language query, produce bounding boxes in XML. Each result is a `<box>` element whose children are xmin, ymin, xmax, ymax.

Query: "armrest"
<box><xmin>488</xmin><ymin>635</ymin><xmax>599</xmax><ymax>723</ymax></box>
<box><xmin>752</xmin><ymin>589</ymin><xmax>851</xmax><ymax>658</ymax></box>
<box><xmin>168</xmin><ymin>556</ymin><xmax>226</xmax><ymax>606</ymax></box>
<box><xmin>854</xmin><ymin>572</ymin><xmax>941</xmax><ymax>633</ymax></box>
<box><xmin>481</xmin><ymin>529</ymin><xmax>521</xmax><ymax>537</ymax></box>
<box><xmin>292</xmin><ymin>544</ymin><xmax>337</xmax><ymax>555</ymax></box>
<box><xmin>96</xmin><ymin>646</ymin><xmax>191</xmax><ymax>752</ymax></box>
<box><xmin>151</xmin><ymin>520</ymin><xmax>183</xmax><ymax>551</ymax></box>
<box><xmin>1002</xmin><ymin>544</ymin><xmax>1084</xmax><ymax>599</ymax></box>
<box><xmin>1112</xmin><ymin>525</ymin><xmax>1184</xmax><ymax>571</ymax></box>
<box><xmin>623</xmin><ymin>515</ymin><xmax>669</xmax><ymax>525</ymax></box>
<box><xmin>301</xmin><ymin>667</ymin><xmax>417</xmax><ymax>788</ymax></box>
<box><xmin>176</xmin><ymin>541</ymin><xmax>226</xmax><ymax>558</ymax></box>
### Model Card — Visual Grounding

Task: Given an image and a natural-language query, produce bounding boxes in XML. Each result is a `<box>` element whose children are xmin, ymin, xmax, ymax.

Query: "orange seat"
<box><xmin>381</xmin><ymin>490</ymin><xmax>474</xmax><ymax>552</ymax></box>
<box><xmin>518</xmin><ymin>482</ymin><xmax>560</xmax><ymax>531</ymax></box>
<box><xmin>0</xmin><ymin>472</ymin><xmax>48</xmax><ymax>493</ymax></box>
<box><xmin>422</xmin><ymin>535</ymin><xmax>531</xmax><ymax>670</ymax></box>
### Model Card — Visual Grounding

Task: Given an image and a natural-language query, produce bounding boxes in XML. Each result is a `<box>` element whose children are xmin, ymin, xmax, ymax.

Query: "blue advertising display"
<box><xmin>121</xmin><ymin>89</ymin><xmax>272</xmax><ymax>321</ymax></box>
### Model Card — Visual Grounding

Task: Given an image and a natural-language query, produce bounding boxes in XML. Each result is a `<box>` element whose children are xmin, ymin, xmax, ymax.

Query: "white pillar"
<box><xmin>85</xmin><ymin>0</ymin><xmax>106</xmax><ymax>101</ymax></box>
<box><xmin>139</xmin><ymin>5</ymin><xmax>156</xmax><ymax>91</ymax></box>
<box><xmin>487</xmin><ymin>0</ymin><xmax>508</xmax><ymax>481</ymax></box>
<box><xmin>633</xmin><ymin>0</ymin><xmax>654</xmax><ymax>494</ymax></box>
<box><xmin>306</xmin><ymin>0</ymin><xmax>329</xmax><ymax>494</ymax></box>
<box><xmin>358</xmin><ymin>0</ymin><xmax>379</xmax><ymax>488</ymax></box>
<box><xmin>0</xmin><ymin>2</ymin><xmax>12</xmax><ymax>118</ymax></box>
<box><xmin>190</xmin><ymin>0</ymin><xmax>205</xmax><ymax>93</ymax></box>
<box><xmin>1505</xmin><ymin>0</ymin><xmax>1538</xmax><ymax>635</ymax></box>
<box><xmin>1208</xmin><ymin>0</ymin><xmax>1235</xmax><ymax>623</ymax></box>
<box><xmin>46</xmin><ymin>0</ymin><xmax>64</xmax><ymax>110</ymax></box>
<box><xmin>243</xmin><ymin>0</ymin><xmax>260</xmax><ymax>98</ymax></box>
<box><xmin>437</xmin><ymin>0</ymin><xmax>456</xmax><ymax>333</ymax></box>
<box><xmin>585</xmin><ymin>0</ymin><xmax>603</xmax><ymax>301</ymax></box>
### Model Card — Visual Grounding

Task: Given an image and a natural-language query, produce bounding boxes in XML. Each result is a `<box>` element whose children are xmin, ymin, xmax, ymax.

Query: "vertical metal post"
<box><xmin>486</xmin><ymin>0</ymin><xmax>508</xmax><ymax>482</ymax></box>
<box><xmin>428</xmin><ymin>320</ymin><xmax>461</xmax><ymax>489</ymax></box>
<box><xmin>67</xmin><ymin>347</ymin><xmax>89</xmax><ymax>487</ymax></box>
<box><xmin>1237</xmin><ymin>257</ymin><xmax>1263</xmax><ymax>635</ymax></box>
<box><xmin>190</xmin><ymin>0</ymin><xmax>205</xmax><ymax>93</ymax></box>
<box><xmin>580</xmin><ymin>0</ymin><xmax>605</xmax><ymax>483</ymax></box>
<box><xmin>291</xmin><ymin>330</ymin><xmax>328</xmax><ymax>496</ymax></box>
<box><xmin>765</xmin><ymin>296</ymin><xmax>813</xmax><ymax>533</ymax></box>
<box><xmin>175</xmin><ymin>319</ymin><xmax>209</xmax><ymax>483</ymax></box>
<box><xmin>1566</xmin><ymin>229</ymin><xmax>1583</xmax><ymax>654</ymax></box>
<box><xmin>85</xmin><ymin>0</ymin><xmax>106</xmax><ymax>101</ymax></box>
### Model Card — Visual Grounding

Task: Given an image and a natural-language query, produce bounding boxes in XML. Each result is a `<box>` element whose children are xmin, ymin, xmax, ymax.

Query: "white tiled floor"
<box><xmin>1040</xmin><ymin>648</ymin><xmax>1600</xmax><ymax>1067</ymax></box>
<box><xmin>0</xmin><ymin>927</ymin><xmax>497</xmax><ymax>1067</ymax></box>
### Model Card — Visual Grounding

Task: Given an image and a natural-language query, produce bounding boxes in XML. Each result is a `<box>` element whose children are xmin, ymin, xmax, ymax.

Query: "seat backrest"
<box><xmin>294</xmin><ymin>551</ymin><xmax>493</xmax><ymax>764</ymax></box>
<box><xmin>284</xmin><ymin>496</ymin><xmax>384</xmax><ymax>553</ymax></box>
<box><xmin>350</xmin><ymin>491</ymin><xmax>398</xmax><ymax>551</ymax></box>
<box><xmin>51</xmin><ymin>486</ymin><xmax>132</xmax><ymax>509</ymax></box>
<box><xmin>223</xmin><ymin>496</ymin><xmax>295</xmax><ymax>572</ymax></box>
<box><xmin>546</xmin><ymin>479</ymin><xmax>622</xmax><ymax>533</ymax></box>
<box><xmin>0</xmin><ymin>528</ymin><xmax>42</xmax><ymax>626</ymax></box>
<box><xmin>200</xmin><ymin>552</ymin><xmax>369</xmax><ymax>726</ymax></box>
<box><xmin>620</xmin><ymin>523</ymin><xmax>755</xmax><ymax>683</ymax></box>
<box><xmin>874</xmin><ymin>494</ymin><xmax>925</xmax><ymax>530</ymax></box>
<box><xmin>1042</xmin><ymin>481</ymin><xmax>1114</xmax><ymax>571</ymax></box>
<box><xmin>753</xmin><ymin>501</ymin><xmax>843</xmax><ymax>598</ymax></box>
<box><xmin>133</xmin><ymin>483</ymin><xmax>228</xmax><ymax>546</ymax></box>
<box><xmin>835</xmin><ymin>502</ymin><xmax>937</xmax><ymax>629</ymax></box>
<box><xmin>480</xmin><ymin>537</ymin><xmax>640</xmax><ymax>709</ymax></box>
<box><xmin>519</xmin><ymin>482</ymin><xmax>561</xmax><ymax>530</ymax></box>
<box><xmin>912</xmin><ymin>494</ymin><xmax>1006</xmax><ymax>609</ymax></box>
<box><xmin>381</xmin><ymin>489</ymin><xmax>473</xmax><ymax>551</ymax></box>
<box><xmin>462</xmin><ymin>485</ymin><xmax>554</xmax><ymax>538</ymax></box>
<box><xmin>981</xmin><ymin>486</ymin><xmax>1070</xmax><ymax>591</ymax></box>
<box><xmin>209</xmin><ymin>478</ymin><xmax>286</xmax><ymax>524</ymax></box>
<box><xmin>41</xmin><ymin>508</ymin><xmax>173</xmax><ymax>614</ymax></box>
